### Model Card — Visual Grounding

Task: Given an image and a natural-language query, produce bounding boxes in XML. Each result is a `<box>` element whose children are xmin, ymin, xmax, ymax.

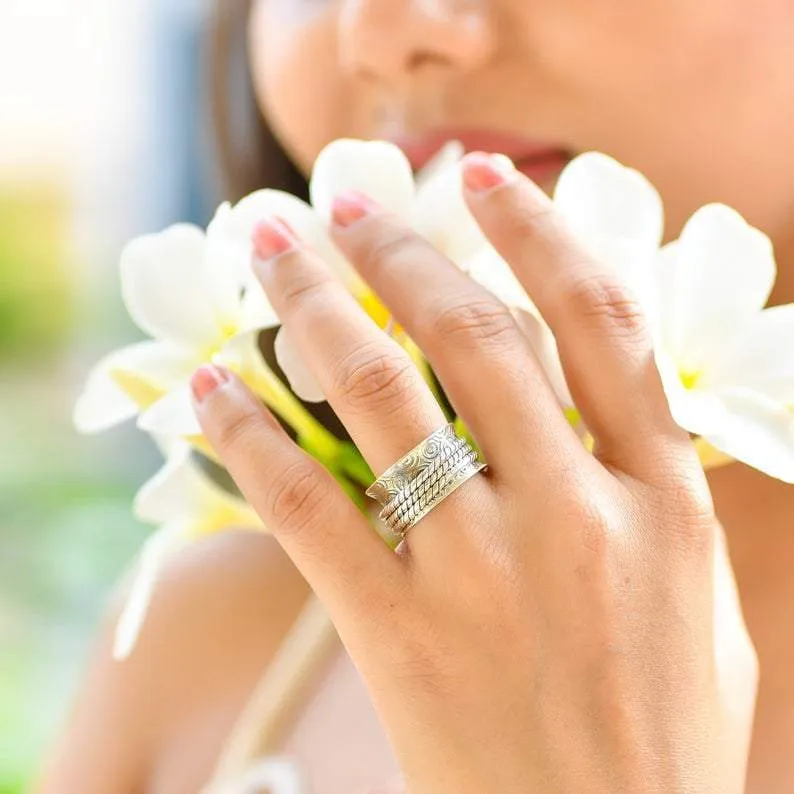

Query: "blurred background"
<box><xmin>0</xmin><ymin>0</ymin><xmax>221</xmax><ymax>789</ymax></box>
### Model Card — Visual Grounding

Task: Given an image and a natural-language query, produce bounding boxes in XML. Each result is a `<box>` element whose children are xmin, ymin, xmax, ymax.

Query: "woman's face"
<box><xmin>249</xmin><ymin>0</ymin><xmax>794</xmax><ymax>242</ymax></box>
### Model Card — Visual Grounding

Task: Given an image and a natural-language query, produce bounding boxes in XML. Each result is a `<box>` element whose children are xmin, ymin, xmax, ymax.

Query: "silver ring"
<box><xmin>366</xmin><ymin>423</ymin><xmax>487</xmax><ymax>537</ymax></box>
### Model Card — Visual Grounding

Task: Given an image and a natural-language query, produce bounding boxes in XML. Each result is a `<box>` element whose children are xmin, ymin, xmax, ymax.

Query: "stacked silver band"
<box><xmin>366</xmin><ymin>423</ymin><xmax>487</xmax><ymax>537</ymax></box>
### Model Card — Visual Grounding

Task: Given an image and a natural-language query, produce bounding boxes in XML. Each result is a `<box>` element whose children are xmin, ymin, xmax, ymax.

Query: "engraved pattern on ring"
<box><xmin>379</xmin><ymin>437</ymin><xmax>469</xmax><ymax>521</ymax></box>
<box><xmin>365</xmin><ymin>424</ymin><xmax>461</xmax><ymax>504</ymax></box>
<box><xmin>387</xmin><ymin>449</ymin><xmax>478</xmax><ymax>523</ymax></box>
<box><xmin>391</xmin><ymin>459</ymin><xmax>487</xmax><ymax>535</ymax></box>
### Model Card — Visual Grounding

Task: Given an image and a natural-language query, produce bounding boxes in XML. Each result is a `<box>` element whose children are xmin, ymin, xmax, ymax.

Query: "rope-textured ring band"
<box><xmin>366</xmin><ymin>423</ymin><xmax>487</xmax><ymax>537</ymax></box>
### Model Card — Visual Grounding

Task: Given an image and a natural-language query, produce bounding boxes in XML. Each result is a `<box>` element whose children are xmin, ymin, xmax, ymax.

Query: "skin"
<box><xmin>189</xmin><ymin>164</ymin><xmax>760</xmax><ymax>794</ymax></box>
<box><xmin>38</xmin><ymin>1</ymin><xmax>794</xmax><ymax>792</ymax></box>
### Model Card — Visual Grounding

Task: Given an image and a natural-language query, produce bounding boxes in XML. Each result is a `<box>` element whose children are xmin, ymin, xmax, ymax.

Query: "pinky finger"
<box><xmin>190</xmin><ymin>364</ymin><xmax>406</xmax><ymax>628</ymax></box>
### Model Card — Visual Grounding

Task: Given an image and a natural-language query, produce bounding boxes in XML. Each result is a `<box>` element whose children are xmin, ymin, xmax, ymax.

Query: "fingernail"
<box><xmin>191</xmin><ymin>365</ymin><xmax>230</xmax><ymax>404</ymax></box>
<box><xmin>332</xmin><ymin>190</ymin><xmax>380</xmax><ymax>228</ymax></box>
<box><xmin>462</xmin><ymin>152</ymin><xmax>517</xmax><ymax>193</ymax></box>
<box><xmin>252</xmin><ymin>218</ymin><xmax>296</xmax><ymax>260</ymax></box>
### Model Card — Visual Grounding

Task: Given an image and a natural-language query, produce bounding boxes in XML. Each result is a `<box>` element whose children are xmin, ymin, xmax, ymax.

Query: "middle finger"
<box><xmin>251</xmin><ymin>219</ymin><xmax>447</xmax><ymax>478</ymax></box>
<box><xmin>329</xmin><ymin>192</ymin><xmax>586</xmax><ymax>486</ymax></box>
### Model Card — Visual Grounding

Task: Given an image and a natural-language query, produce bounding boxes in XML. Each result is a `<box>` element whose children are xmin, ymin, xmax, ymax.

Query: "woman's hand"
<box><xmin>191</xmin><ymin>153</ymin><xmax>758</xmax><ymax>794</ymax></box>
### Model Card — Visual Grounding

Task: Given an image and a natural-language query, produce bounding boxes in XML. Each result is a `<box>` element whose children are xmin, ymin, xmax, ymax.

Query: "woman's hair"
<box><xmin>207</xmin><ymin>0</ymin><xmax>308</xmax><ymax>202</ymax></box>
<box><xmin>207</xmin><ymin>0</ymin><xmax>350</xmax><ymax>445</ymax></box>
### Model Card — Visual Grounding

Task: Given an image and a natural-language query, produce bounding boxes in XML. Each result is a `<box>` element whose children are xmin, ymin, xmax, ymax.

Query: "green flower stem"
<box><xmin>250</xmin><ymin>366</ymin><xmax>340</xmax><ymax>461</ymax></box>
<box><xmin>331</xmin><ymin>469</ymin><xmax>368</xmax><ymax>512</ymax></box>
<box><xmin>250</xmin><ymin>363</ymin><xmax>375</xmax><ymax>492</ymax></box>
<box><xmin>337</xmin><ymin>442</ymin><xmax>375</xmax><ymax>488</ymax></box>
<box><xmin>453</xmin><ymin>416</ymin><xmax>483</xmax><ymax>460</ymax></box>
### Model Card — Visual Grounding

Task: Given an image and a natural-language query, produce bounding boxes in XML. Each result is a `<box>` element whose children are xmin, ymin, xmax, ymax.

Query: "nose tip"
<box><xmin>338</xmin><ymin>0</ymin><xmax>494</xmax><ymax>85</ymax></box>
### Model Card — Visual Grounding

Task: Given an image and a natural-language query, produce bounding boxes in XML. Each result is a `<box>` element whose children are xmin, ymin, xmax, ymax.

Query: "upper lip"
<box><xmin>387</xmin><ymin>127</ymin><xmax>570</xmax><ymax>172</ymax></box>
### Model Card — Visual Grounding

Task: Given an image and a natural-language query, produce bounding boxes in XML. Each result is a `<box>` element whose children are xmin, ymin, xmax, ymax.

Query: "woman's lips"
<box><xmin>390</xmin><ymin>128</ymin><xmax>571</xmax><ymax>185</ymax></box>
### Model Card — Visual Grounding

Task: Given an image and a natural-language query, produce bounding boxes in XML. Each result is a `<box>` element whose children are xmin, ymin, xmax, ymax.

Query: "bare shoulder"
<box><xmin>37</xmin><ymin>531</ymin><xmax>310</xmax><ymax>794</ymax></box>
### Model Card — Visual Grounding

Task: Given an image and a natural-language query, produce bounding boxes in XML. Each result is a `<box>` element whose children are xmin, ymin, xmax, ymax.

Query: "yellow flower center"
<box><xmin>680</xmin><ymin>369</ymin><xmax>702</xmax><ymax>390</ymax></box>
<box><xmin>192</xmin><ymin>501</ymin><xmax>254</xmax><ymax>538</ymax></box>
<box><xmin>109</xmin><ymin>369</ymin><xmax>165</xmax><ymax>411</ymax></box>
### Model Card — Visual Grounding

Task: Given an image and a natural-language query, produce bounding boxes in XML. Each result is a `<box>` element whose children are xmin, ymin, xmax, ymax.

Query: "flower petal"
<box><xmin>120</xmin><ymin>224</ymin><xmax>223</xmax><ymax>349</ymax></box>
<box><xmin>414</xmin><ymin>140</ymin><xmax>465</xmax><ymax>189</ymax></box>
<box><xmin>663</xmin><ymin>205</ymin><xmax>776</xmax><ymax>370</ymax></box>
<box><xmin>310</xmin><ymin>139</ymin><xmax>415</xmax><ymax>222</ymax></box>
<box><xmin>217</xmin><ymin>330</ymin><xmax>306</xmax><ymax>420</ymax></box>
<box><xmin>705</xmin><ymin>303</ymin><xmax>794</xmax><ymax>403</ymax></box>
<box><xmin>74</xmin><ymin>355</ymin><xmax>140</xmax><ymax>434</ymax></box>
<box><xmin>204</xmin><ymin>201</ymin><xmax>254</xmax><ymax>325</ymax></box>
<box><xmin>467</xmin><ymin>245</ymin><xmax>534</xmax><ymax>312</ymax></box>
<box><xmin>238</xmin><ymin>278</ymin><xmax>280</xmax><ymax>334</ymax></box>
<box><xmin>412</xmin><ymin>161</ymin><xmax>488</xmax><ymax>269</ymax></box>
<box><xmin>138</xmin><ymin>386</ymin><xmax>202</xmax><ymax>437</ymax></box>
<box><xmin>274</xmin><ymin>326</ymin><xmax>326</xmax><ymax>403</ymax></box>
<box><xmin>701</xmin><ymin>389</ymin><xmax>794</xmax><ymax>484</ymax></box>
<box><xmin>655</xmin><ymin>350</ymin><xmax>728</xmax><ymax>436</ymax></box>
<box><xmin>213</xmin><ymin>189</ymin><xmax>362</xmax><ymax>292</ymax></box>
<box><xmin>513</xmin><ymin>309</ymin><xmax>573</xmax><ymax>408</ymax></box>
<box><xmin>113</xmin><ymin>522</ymin><xmax>189</xmax><ymax>660</ymax></box>
<box><xmin>201</xmin><ymin>488</ymin><xmax>264</xmax><ymax>536</ymax></box>
<box><xmin>553</xmin><ymin>152</ymin><xmax>664</xmax><ymax>267</ymax></box>
<box><xmin>73</xmin><ymin>341</ymin><xmax>194</xmax><ymax>433</ymax></box>
<box><xmin>133</xmin><ymin>444</ymin><xmax>207</xmax><ymax>524</ymax></box>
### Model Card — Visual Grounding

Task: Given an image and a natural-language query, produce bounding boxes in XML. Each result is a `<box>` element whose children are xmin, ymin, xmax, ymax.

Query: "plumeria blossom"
<box><xmin>114</xmin><ymin>443</ymin><xmax>263</xmax><ymax>660</ymax></box>
<box><xmin>74</xmin><ymin>223</ymin><xmax>284</xmax><ymax>444</ymax></box>
<box><xmin>208</xmin><ymin>139</ymin><xmax>490</xmax><ymax>402</ymax></box>
<box><xmin>650</xmin><ymin>204</ymin><xmax>794</xmax><ymax>483</ymax></box>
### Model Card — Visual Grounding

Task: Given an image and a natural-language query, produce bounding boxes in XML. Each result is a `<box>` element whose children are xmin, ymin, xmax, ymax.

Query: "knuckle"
<box><xmin>215</xmin><ymin>405</ymin><xmax>266</xmax><ymax>455</ymax></box>
<box><xmin>266</xmin><ymin>458</ymin><xmax>329</xmax><ymax>536</ymax></box>
<box><xmin>655</xmin><ymin>482</ymin><xmax>717</xmax><ymax>551</ymax></box>
<box><xmin>334</xmin><ymin>344</ymin><xmax>417</xmax><ymax>417</ymax></box>
<box><xmin>498</xmin><ymin>197</ymin><xmax>558</xmax><ymax>240</ymax></box>
<box><xmin>561</xmin><ymin>272</ymin><xmax>648</xmax><ymax>340</ymax></box>
<box><xmin>278</xmin><ymin>265</ymin><xmax>334</xmax><ymax>314</ymax></box>
<box><xmin>429</xmin><ymin>297</ymin><xmax>518</xmax><ymax>352</ymax></box>
<box><xmin>361</xmin><ymin>228</ymin><xmax>420</xmax><ymax>272</ymax></box>
<box><xmin>567</xmin><ymin>492</ymin><xmax>610</xmax><ymax>561</ymax></box>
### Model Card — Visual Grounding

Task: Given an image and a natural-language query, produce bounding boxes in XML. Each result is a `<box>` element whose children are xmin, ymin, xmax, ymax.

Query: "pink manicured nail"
<box><xmin>252</xmin><ymin>218</ymin><xmax>296</xmax><ymax>260</ymax></box>
<box><xmin>191</xmin><ymin>365</ymin><xmax>230</xmax><ymax>403</ymax></box>
<box><xmin>462</xmin><ymin>152</ymin><xmax>517</xmax><ymax>193</ymax></box>
<box><xmin>331</xmin><ymin>190</ymin><xmax>380</xmax><ymax>228</ymax></box>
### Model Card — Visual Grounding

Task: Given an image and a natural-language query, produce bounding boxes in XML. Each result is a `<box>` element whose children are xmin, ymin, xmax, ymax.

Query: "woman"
<box><xmin>38</xmin><ymin>0</ymin><xmax>794</xmax><ymax>792</ymax></box>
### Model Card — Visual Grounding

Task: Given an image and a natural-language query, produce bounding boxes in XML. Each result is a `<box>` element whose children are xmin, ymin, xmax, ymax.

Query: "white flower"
<box><xmin>74</xmin><ymin>223</ymin><xmax>279</xmax><ymax>441</ymax></box>
<box><xmin>114</xmin><ymin>444</ymin><xmax>263</xmax><ymax>660</ymax></box>
<box><xmin>552</xmin><ymin>152</ymin><xmax>665</xmax><ymax>281</ymax></box>
<box><xmin>209</xmin><ymin>139</ymin><xmax>489</xmax><ymax>402</ymax></box>
<box><xmin>650</xmin><ymin>204</ymin><xmax>794</xmax><ymax>483</ymax></box>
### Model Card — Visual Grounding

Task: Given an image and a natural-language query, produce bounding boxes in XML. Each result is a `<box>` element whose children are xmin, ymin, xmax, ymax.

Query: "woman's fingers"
<box><xmin>328</xmin><ymin>193</ymin><xmax>585</xmax><ymax>486</ymax></box>
<box><xmin>251</xmin><ymin>219</ymin><xmax>446</xmax><ymax>477</ymax></box>
<box><xmin>190</xmin><ymin>365</ymin><xmax>405</xmax><ymax>628</ymax></box>
<box><xmin>461</xmin><ymin>153</ymin><xmax>693</xmax><ymax>481</ymax></box>
<box><xmin>250</xmin><ymin>219</ymin><xmax>494</xmax><ymax>555</ymax></box>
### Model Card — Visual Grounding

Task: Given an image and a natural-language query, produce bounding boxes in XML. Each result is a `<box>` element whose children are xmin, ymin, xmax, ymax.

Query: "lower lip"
<box><xmin>515</xmin><ymin>152</ymin><xmax>570</xmax><ymax>185</ymax></box>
